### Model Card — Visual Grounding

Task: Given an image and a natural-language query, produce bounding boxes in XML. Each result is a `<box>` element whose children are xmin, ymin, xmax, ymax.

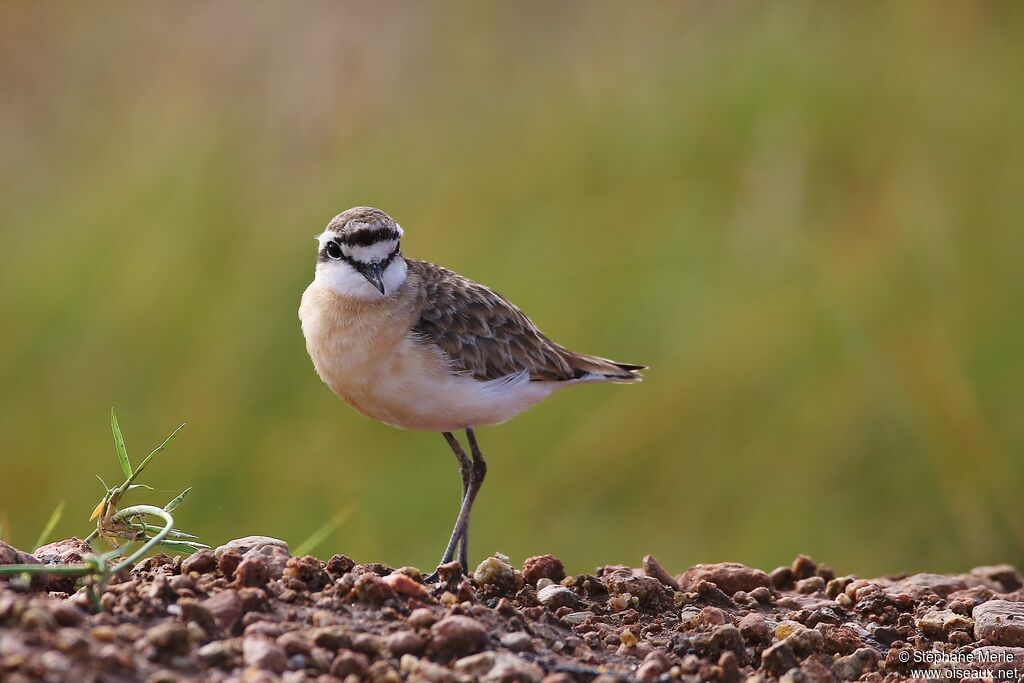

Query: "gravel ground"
<box><xmin>2</xmin><ymin>537</ymin><xmax>1023</xmax><ymax>682</ymax></box>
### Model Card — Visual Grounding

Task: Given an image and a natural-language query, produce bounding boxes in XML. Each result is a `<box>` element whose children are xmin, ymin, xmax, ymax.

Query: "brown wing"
<box><xmin>408</xmin><ymin>259</ymin><xmax>581</xmax><ymax>382</ymax></box>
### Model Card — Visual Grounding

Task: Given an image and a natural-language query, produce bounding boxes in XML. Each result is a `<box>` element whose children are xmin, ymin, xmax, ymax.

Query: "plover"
<box><xmin>299</xmin><ymin>207</ymin><xmax>644</xmax><ymax>574</ymax></box>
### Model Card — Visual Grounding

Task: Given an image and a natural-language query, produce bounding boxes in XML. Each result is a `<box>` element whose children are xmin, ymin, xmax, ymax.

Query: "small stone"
<box><xmin>918</xmin><ymin>608</ymin><xmax>973</xmax><ymax>640</ymax></box>
<box><xmin>562</xmin><ymin>611</ymin><xmax>592</xmax><ymax>625</ymax></box>
<box><xmin>761</xmin><ymin>641</ymin><xmax>798</xmax><ymax>677</ymax></box>
<box><xmin>501</xmin><ymin>632</ymin><xmax>533</xmax><ymax>652</ymax></box>
<box><xmin>677</xmin><ymin>563</ymin><xmax>772</xmax><ymax>595</ymax></box>
<box><xmin>197</xmin><ymin>640</ymin><xmax>238</xmax><ymax>667</ymax></box>
<box><xmin>217</xmin><ymin>549</ymin><xmax>241</xmax><ymax>580</ymax></box>
<box><xmin>825</xmin><ymin>576</ymin><xmax>853</xmax><ymax>599</ymax></box>
<box><xmin>181</xmin><ymin>550</ymin><xmax>217</xmax><ymax>575</ymax></box>
<box><xmin>485</xmin><ymin>652</ymin><xmax>544</xmax><ymax>681</ymax></box>
<box><xmin>382</xmin><ymin>571</ymin><xmax>428</xmax><ymax>597</ymax></box>
<box><xmin>750</xmin><ymin>586</ymin><xmax>773</xmax><ymax>603</ymax></box>
<box><xmin>738</xmin><ymin>613</ymin><xmax>770</xmax><ymax>643</ymax></box>
<box><xmin>400</xmin><ymin>654</ymin><xmax>457</xmax><ymax>682</ymax></box>
<box><xmin>330</xmin><ymin>649</ymin><xmax>369</xmax><ymax>677</ymax></box>
<box><xmin>243</xmin><ymin>637</ymin><xmax>288</xmax><ymax>674</ymax></box>
<box><xmin>352</xmin><ymin>572</ymin><xmax>398</xmax><ymax>604</ymax></box>
<box><xmin>791</xmin><ymin>555</ymin><xmax>817</xmax><ymax>580</ymax></box>
<box><xmin>474</xmin><ymin>555</ymin><xmax>516</xmax><ymax>590</ymax></box>
<box><xmin>973</xmin><ymin>600</ymin><xmax>1024</xmax><ymax>646</ymax></box>
<box><xmin>178</xmin><ymin>598</ymin><xmax>217</xmax><ymax>636</ymax></box>
<box><xmin>815</xmin><ymin>624</ymin><xmax>863</xmax><ymax>655</ymax></box>
<box><xmin>351</xmin><ymin>632</ymin><xmax>383</xmax><ymax>656</ymax></box>
<box><xmin>203</xmin><ymin>590</ymin><xmax>243</xmax><ymax>633</ymax></box>
<box><xmin>602</xmin><ymin>568</ymin><xmax>671</xmax><ymax>609</ymax></box>
<box><xmin>309</xmin><ymin>625</ymin><xmax>352</xmax><ymax>651</ymax></box>
<box><xmin>31</xmin><ymin>537</ymin><xmax>93</xmax><ymax>592</ymax></box>
<box><xmin>283</xmin><ymin>555</ymin><xmax>330</xmax><ymax>591</ymax></box>
<box><xmin>607</xmin><ymin>594</ymin><xmax>630</xmax><ymax>612</ymax></box>
<box><xmin>770</xmin><ymin>566</ymin><xmax>794</xmax><ymax>588</ymax></box>
<box><xmin>784</xmin><ymin>627</ymin><xmax>823</xmax><ymax>657</ymax></box>
<box><xmin>20</xmin><ymin>606</ymin><xmax>57</xmax><ymax>631</ymax></box>
<box><xmin>522</xmin><ymin>555</ymin><xmax>565</xmax><ymax>585</ymax></box>
<box><xmin>277</xmin><ymin>632</ymin><xmax>311</xmax><ymax>657</ymax></box>
<box><xmin>387</xmin><ymin>630</ymin><xmax>426</xmax><ymax>656</ymax></box>
<box><xmin>325</xmin><ymin>554</ymin><xmax>356</xmax><ymax>577</ymax></box>
<box><xmin>147</xmin><ymin>623</ymin><xmax>190</xmax><ymax>656</ymax></box>
<box><xmin>700</xmin><ymin>606</ymin><xmax>727</xmax><ymax>626</ymax></box>
<box><xmin>970</xmin><ymin>565</ymin><xmax>1023</xmax><ymax>592</ymax></box>
<box><xmin>796</xmin><ymin>576</ymin><xmax>826</xmax><ymax>594</ymax></box>
<box><xmin>429</xmin><ymin>615</ymin><xmax>488</xmax><ymax>657</ymax></box>
<box><xmin>408</xmin><ymin>608</ymin><xmax>437</xmax><ymax>629</ymax></box>
<box><xmin>215</xmin><ymin>536</ymin><xmax>291</xmax><ymax>580</ymax></box>
<box><xmin>832</xmin><ymin>647</ymin><xmax>879</xmax><ymax>680</ymax></box>
<box><xmin>537</xmin><ymin>584</ymin><xmax>578</xmax><ymax>609</ymax></box>
<box><xmin>643</xmin><ymin>555</ymin><xmax>680</xmax><ymax>590</ymax></box>
<box><xmin>235</xmin><ymin>557</ymin><xmax>270</xmax><ymax>588</ymax></box>
<box><xmin>775</xmin><ymin>620</ymin><xmax>804</xmax><ymax>640</ymax></box>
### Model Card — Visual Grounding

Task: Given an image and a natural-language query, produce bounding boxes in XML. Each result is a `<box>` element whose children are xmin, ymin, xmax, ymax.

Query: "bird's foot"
<box><xmin>423</xmin><ymin>560</ymin><xmax>468</xmax><ymax>585</ymax></box>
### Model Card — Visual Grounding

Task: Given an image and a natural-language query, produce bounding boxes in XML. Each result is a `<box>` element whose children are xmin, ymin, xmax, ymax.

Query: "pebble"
<box><xmin>329</xmin><ymin>649</ymin><xmax>369</xmax><ymax>677</ymax></box>
<box><xmin>387</xmin><ymin>630</ymin><xmax>426</xmax><ymax>656</ymax></box>
<box><xmin>970</xmin><ymin>565</ymin><xmax>1023</xmax><ymax>592</ymax></box>
<box><xmin>243</xmin><ymin>637</ymin><xmax>288</xmax><ymax>674</ymax></box>
<box><xmin>408</xmin><ymin>607</ymin><xmax>438</xmax><ymax>629</ymax></box>
<box><xmin>474</xmin><ymin>555</ymin><xmax>517</xmax><ymax>590</ymax></box>
<box><xmin>234</xmin><ymin>557</ymin><xmax>270</xmax><ymax>588</ymax></box>
<box><xmin>382</xmin><ymin>571</ymin><xmax>427</xmax><ymax>597</ymax></box>
<box><xmin>197</xmin><ymin>640</ymin><xmax>237</xmax><ymax>667</ymax></box>
<box><xmin>147</xmin><ymin>623</ymin><xmax>190</xmax><ymax>657</ymax></box>
<box><xmin>738</xmin><ymin>613</ymin><xmax>770</xmax><ymax>643</ymax></box>
<box><xmin>180</xmin><ymin>550</ymin><xmax>217</xmax><ymax>575</ymax></box>
<box><xmin>761</xmin><ymin>641</ymin><xmax>798</xmax><ymax>677</ymax></box>
<box><xmin>215</xmin><ymin>536</ymin><xmax>291</xmax><ymax>581</ymax></box>
<box><xmin>522</xmin><ymin>555</ymin><xmax>565</xmax><ymax>585</ymax></box>
<box><xmin>203</xmin><ymin>590</ymin><xmax>243</xmax><ymax>634</ymax></box>
<box><xmin>918</xmin><ymin>608</ymin><xmax>973</xmax><ymax>640</ymax></box>
<box><xmin>400</xmin><ymin>654</ymin><xmax>457</xmax><ymax>682</ymax></box>
<box><xmin>501</xmin><ymin>631</ymin><xmax>534</xmax><ymax>652</ymax></box>
<box><xmin>700</xmin><ymin>606</ymin><xmax>727</xmax><ymax>626</ymax></box>
<box><xmin>973</xmin><ymin>600</ymin><xmax>1024</xmax><ymax>646</ymax></box>
<box><xmin>831</xmin><ymin>647</ymin><xmax>879</xmax><ymax>680</ymax></box>
<box><xmin>676</xmin><ymin>563</ymin><xmax>772</xmax><ymax>595</ymax></box>
<box><xmin>485</xmin><ymin>652</ymin><xmax>545</xmax><ymax>682</ymax></box>
<box><xmin>428</xmin><ymin>615</ymin><xmax>488</xmax><ymax>656</ymax></box>
<box><xmin>795</xmin><ymin>576</ymin><xmax>826</xmax><ymax>594</ymax></box>
<box><xmin>537</xmin><ymin>584</ymin><xmax>578</xmax><ymax>609</ymax></box>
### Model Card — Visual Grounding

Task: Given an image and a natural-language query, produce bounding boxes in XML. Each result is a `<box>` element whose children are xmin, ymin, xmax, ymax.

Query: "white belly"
<box><xmin>300</xmin><ymin>284</ymin><xmax>563</xmax><ymax>432</ymax></box>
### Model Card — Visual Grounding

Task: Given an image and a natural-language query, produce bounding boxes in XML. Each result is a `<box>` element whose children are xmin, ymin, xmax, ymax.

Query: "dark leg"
<box><xmin>443</xmin><ymin>431</ymin><xmax>472</xmax><ymax>569</ymax></box>
<box><xmin>431</xmin><ymin>428</ymin><xmax>487</xmax><ymax>578</ymax></box>
<box><xmin>432</xmin><ymin>432</ymin><xmax>473</xmax><ymax>576</ymax></box>
<box><xmin>461</xmin><ymin>427</ymin><xmax>487</xmax><ymax>570</ymax></box>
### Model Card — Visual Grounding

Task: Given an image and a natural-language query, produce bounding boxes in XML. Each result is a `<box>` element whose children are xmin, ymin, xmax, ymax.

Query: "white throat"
<box><xmin>315</xmin><ymin>256</ymin><xmax>408</xmax><ymax>300</ymax></box>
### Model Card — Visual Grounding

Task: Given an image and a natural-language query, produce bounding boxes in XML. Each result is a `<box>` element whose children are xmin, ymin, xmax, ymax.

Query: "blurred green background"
<box><xmin>1</xmin><ymin>2</ymin><xmax>1022</xmax><ymax>578</ymax></box>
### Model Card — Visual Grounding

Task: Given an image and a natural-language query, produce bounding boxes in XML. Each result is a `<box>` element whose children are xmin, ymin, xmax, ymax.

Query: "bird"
<box><xmin>299</xmin><ymin>206</ymin><xmax>644</xmax><ymax>576</ymax></box>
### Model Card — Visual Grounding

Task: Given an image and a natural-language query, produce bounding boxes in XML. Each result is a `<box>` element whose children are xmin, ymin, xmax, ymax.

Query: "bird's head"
<box><xmin>315</xmin><ymin>206</ymin><xmax>408</xmax><ymax>299</ymax></box>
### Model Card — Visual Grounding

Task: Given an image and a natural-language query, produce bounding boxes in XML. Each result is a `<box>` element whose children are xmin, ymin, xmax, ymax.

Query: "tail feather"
<box><xmin>570</xmin><ymin>354</ymin><xmax>646</xmax><ymax>383</ymax></box>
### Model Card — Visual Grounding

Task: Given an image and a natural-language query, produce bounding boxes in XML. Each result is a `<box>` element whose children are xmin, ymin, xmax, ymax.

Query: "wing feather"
<box><xmin>409</xmin><ymin>260</ymin><xmax>577</xmax><ymax>382</ymax></box>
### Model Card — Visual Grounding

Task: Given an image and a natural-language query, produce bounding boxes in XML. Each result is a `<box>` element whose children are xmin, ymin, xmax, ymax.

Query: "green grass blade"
<box><xmin>163</xmin><ymin>487</ymin><xmax>191</xmax><ymax>513</ymax></box>
<box><xmin>110</xmin><ymin>409</ymin><xmax>132</xmax><ymax>479</ymax></box>
<box><xmin>294</xmin><ymin>507</ymin><xmax>352</xmax><ymax>557</ymax></box>
<box><xmin>156</xmin><ymin>540</ymin><xmax>210</xmax><ymax>554</ymax></box>
<box><xmin>124</xmin><ymin>423</ymin><xmax>185</xmax><ymax>488</ymax></box>
<box><xmin>33</xmin><ymin>501</ymin><xmax>65</xmax><ymax>550</ymax></box>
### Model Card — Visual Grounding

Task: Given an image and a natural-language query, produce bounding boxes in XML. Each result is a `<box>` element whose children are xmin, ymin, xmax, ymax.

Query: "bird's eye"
<box><xmin>325</xmin><ymin>241</ymin><xmax>343</xmax><ymax>260</ymax></box>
